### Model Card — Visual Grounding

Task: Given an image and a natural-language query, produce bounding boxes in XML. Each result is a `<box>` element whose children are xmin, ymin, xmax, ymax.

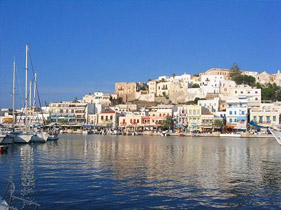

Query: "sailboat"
<box><xmin>13</xmin><ymin>45</ymin><xmax>33</xmax><ymax>143</ymax></box>
<box><xmin>2</xmin><ymin>55</ymin><xmax>30</xmax><ymax>144</ymax></box>
<box><xmin>27</xmin><ymin>51</ymin><xmax>49</xmax><ymax>143</ymax></box>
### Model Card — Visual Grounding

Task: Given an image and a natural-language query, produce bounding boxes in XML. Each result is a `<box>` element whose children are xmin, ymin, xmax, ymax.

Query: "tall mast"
<box><xmin>12</xmin><ymin>59</ymin><xmax>16</xmax><ymax>129</ymax></box>
<box><xmin>29</xmin><ymin>80</ymin><xmax>32</xmax><ymax>107</ymax></box>
<box><xmin>33</xmin><ymin>73</ymin><xmax>37</xmax><ymax>107</ymax></box>
<box><xmin>25</xmin><ymin>44</ymin><xmax>28</xmax><ymax>130</ymax></box>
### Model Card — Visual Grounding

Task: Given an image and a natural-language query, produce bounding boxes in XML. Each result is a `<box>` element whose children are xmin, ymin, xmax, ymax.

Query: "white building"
<box><xmin>226</xmin><ymin>97</ymin><xmax>248</xmax><ymax>130</ymax></box>
<box><xmin>186</xmin><ymin>88</ymin><xmax>207</xmax><ymax>101</ymax></box>
<box><xmin>198</xmin><ymin>98</ymin><xmax>220</xmax><ymax>113</ymax></box>
<box><xmin>82</xmin><ymin>92</ymin><xmax>112</xmax><ymax>106</ymax></box>
<box><xmin>156</xmin><ymin>81</ymin><xmax>170</xmax><ymax>97</ymax></box>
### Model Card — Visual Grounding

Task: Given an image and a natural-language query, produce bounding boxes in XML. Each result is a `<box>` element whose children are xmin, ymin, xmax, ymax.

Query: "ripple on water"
<box><xmin>1</xmin><ymin>135</ymin><xmax>281</xmax><ymax>209</ymax></box>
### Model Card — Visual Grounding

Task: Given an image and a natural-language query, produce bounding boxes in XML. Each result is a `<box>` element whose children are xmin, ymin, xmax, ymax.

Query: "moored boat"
<box><xmin>268</xmin><ymin>128</ymin><xmax>281</xmax><ymax>145</ymax></box>
<box><xmin>0</xmin><ymin>133</ymin><xmax>6</xmax><ymax>144</ymax></box>
<box><xmin>2</xmin><ymin>131</ymin><xmax>33</xmax><ymax>144</ymax></box>
<box><xmin>31</xmin><ymin>131</ymin><xmax>49</xmax><ymax>143</ymax></box>
<box><xmin>14</xmin><ymin>132</ymin><xmax>33</xmax><ymax>144</ymax></box>
<box><xmin>48</xmin><ymin>134</ymin><xmax>59</xmax><ymax>141</ymax></box>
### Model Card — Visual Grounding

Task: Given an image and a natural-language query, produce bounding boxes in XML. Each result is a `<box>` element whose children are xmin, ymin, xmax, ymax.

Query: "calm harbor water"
<box><xmin>1</xmin><ymin>135</ymin><xmax>281</xmax><ymax>209</ymax></box>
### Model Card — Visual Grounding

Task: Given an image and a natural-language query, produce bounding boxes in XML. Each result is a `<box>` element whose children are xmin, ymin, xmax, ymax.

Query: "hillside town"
<box><xmin>1</xmin><ymin>67</ymin><xmax>281</xmax><ymax>135</ymax></box>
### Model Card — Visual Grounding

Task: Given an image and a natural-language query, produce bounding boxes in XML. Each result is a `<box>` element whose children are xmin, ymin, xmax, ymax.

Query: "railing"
<box><xmin>1</xmin><ymin>179</ymin><xmax>40</xmax><ymax>210</ymax></box>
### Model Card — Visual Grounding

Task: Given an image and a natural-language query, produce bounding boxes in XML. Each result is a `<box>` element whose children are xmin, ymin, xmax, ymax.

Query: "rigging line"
<box><xmin>16</xmin><ymin>67</ymin><xmax>25</xmax><ymax>109</ymax></box>
<box><xmin>28</xmin><ymin>50</ymin><xmax>46</xmax><ymax>124</ymax></box>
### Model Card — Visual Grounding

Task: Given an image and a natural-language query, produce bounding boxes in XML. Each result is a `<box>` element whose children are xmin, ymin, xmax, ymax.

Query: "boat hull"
<box><xmin>269</xmin><ymin>128</ymin><xmax>281</xmax><ymax>145</ymax></box>
<box><xmin>14</xmin><ymin>134</ymin><xmax>33</xmax><ymax>143</ymax></box>
<box><xmin>31</xmin><ymin>132</ymin><xmax>48</xmax><ymax>143</ymax></box>
<box><xmin>0</xmin><ymin>135</ymin><xmax>6</xmax><ymax>144</ymax></box>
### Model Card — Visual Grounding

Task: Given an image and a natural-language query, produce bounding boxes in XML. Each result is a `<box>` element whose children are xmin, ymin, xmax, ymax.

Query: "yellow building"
<box><xmin>201</xmin><ymin>114</ymin><xmax>214</xmax><ymax>132</ymax></box>
<box><xmin>250</xmin><ymin>109</ymin><xmax>279</xmax><ymax>127</ymax></box>
<box><xmin>200</xmin><ymin>68</ymin><xmax>231</xmax><ymax>80</ymax></box>
<box><xmin>97</xmin><ymin>110</ymin><xmax>118</xmax><ymax>128</ymax></box>
<box><xmin>187</xmin><ymin>105</ymin><xmax>202</xmax><ymax>132</ymax></box>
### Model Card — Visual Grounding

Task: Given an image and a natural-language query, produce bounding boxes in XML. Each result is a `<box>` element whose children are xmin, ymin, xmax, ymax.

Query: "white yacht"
<box><xmin>3</xmin><ymin>131</ymin><xmax>33</xmax><ymax>144</ymax></box>
<box><xmin>14</xmin><ymin>132</ymin><xmax>33</xmax><ymax>143</ymax></box>
<box><xmin>31</xmin><ymin>131</ymin><xmax>49</xmax><ymax>143</ymax></box>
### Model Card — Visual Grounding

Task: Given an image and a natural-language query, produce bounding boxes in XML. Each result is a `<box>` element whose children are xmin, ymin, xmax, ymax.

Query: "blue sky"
<box><xmin>1</xmin><ymin>0</ymin><xmax>281</xmax><ymax>108</ymax></box>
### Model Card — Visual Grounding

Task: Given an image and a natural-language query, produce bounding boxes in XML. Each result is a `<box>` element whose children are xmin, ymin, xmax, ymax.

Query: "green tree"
<box><xmin>232</xmin><ymin>75</ymin><xmax>256</xmax><ymax>87</ymax></box>
<box><xmin>58</xmin><ymin>119</ymin><xmax>68</xmax><ymax>124</ymax></box>
<box><xmin>185</xmin><ymin>97</ymin><xmax>204</xmax><ymax>105</ymax></box>
<box><xmin>191</xmin><ymin>83</ymin><xmax>200</xmax><ymax>88</ymax></box>
<box><xmin>230</xmin><ymin>63</ymin><xmax>242</xmax><ymax>79</ymax></box>
<box><xmin>231</xmin><ymin>62</ymin><xmax>240</xmax><ymax>71</ymax></box>
<box><xmin>213</xmin><ymin>119</ymin><xmax>223</xmax><ymax>129</ymax></box>
<box><xmin>255</xmin><ymin>82</ymin><xmax>281</xmax><ymax>101</ymax></box>
<box><xmin>45</xmin><ymin>119</ymin><xmax>51</xmax><ymax>125</ymax></box>
<box><xmin>161</xmin><ymin>117</ymin><xmax>174</xmax><ymax>131</ymax></box>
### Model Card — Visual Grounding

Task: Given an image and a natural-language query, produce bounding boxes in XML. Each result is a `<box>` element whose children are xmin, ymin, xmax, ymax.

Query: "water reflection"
<box><xmin>1</xmin><ymin>135</ymin><xmax>281</xmax><ymax>209</ymax></box>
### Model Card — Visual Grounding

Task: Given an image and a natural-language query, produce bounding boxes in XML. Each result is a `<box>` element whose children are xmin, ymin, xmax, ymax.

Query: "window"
<box><xmin>266</xmin><ymin>116</ymin><xmax>270</xmax><ymax>123</ymax></box>
<box><xmin>254</xmin><ymin>116</ymin><xmax>257</xmax><ymax>121</ymax></box>
<box><xmin>273</xmin><ymin>116</ymin><xmax>277</xmax><ymax>121</ymax></box>
<box><xmin>229</xmin><ymin>111</ymin><xmax>232</xmax><ymax>115</ymax></box>
<box><xmin>241</xmin><ymin>111</ymin><xmax>245</xmax><ymax>115</ymax></box>
<box><xmin>101</xmin><ymin>116</ymin><xmax>104</xmax><ymax>120</ymax></box>
<box><xmin>110</xmin><ymin>116</ymin><xmax>113</xmax><ymax>120</ymax></box>
<box><xmin>259</xmin><ymin>116</ymin><xmax>263</xmax><ymax>123</ymax></box>
<box><xmin>234</xmin><ymin>111</ymin><xmax>237</xmax><ymax>115</ymax></box>
<box><xmin>230</xmin><ymin>118</ymin><xmax>232</xmax><ymax>123</ymax></box>
<box><xmin>106</xmin><ymin>116</ymin><xmax>108</xmax><ymax>121</ymax></box>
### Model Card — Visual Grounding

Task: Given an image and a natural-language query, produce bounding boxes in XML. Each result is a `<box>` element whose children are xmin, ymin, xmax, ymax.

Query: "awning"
<box><xmin>237</xmin><ymin>116</ymin><xmax>246</xmax><ymax>120</ymax></box>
